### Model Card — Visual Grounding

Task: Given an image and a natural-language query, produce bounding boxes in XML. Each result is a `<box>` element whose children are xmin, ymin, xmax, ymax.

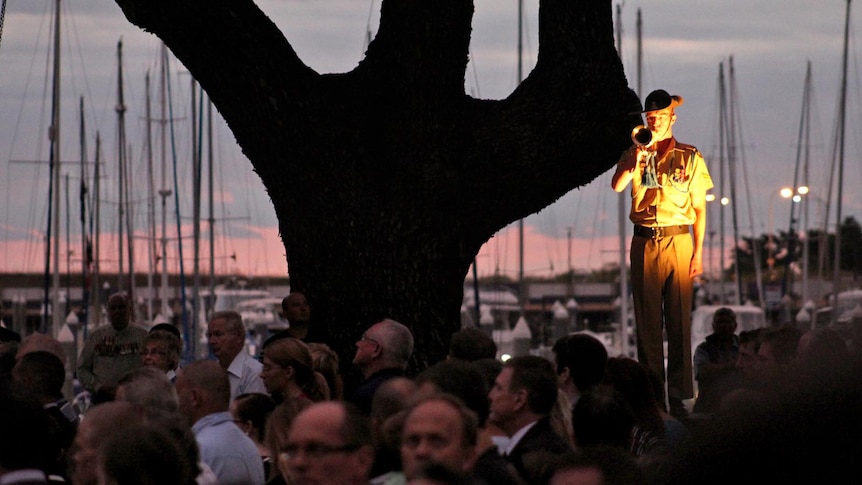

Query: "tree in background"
<box><xmin>112</xmin><ymin>0</ymin><xmax>640</xmax><ymax>379</ymax></box>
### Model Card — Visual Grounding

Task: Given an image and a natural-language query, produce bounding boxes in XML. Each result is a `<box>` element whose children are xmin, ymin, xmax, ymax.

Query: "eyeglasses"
<box><xmin>359</xmin><ymin>333</ymin><xmax>380</xmax><ymax>346</ymax></box>
<box><xmin>280</xmin><ymin>442</ymin><xmax>360</xmax><ymax>460</ymax></box>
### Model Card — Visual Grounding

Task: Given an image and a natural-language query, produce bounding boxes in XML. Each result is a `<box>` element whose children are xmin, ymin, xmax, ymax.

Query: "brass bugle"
<box><xmin>631</xmin><ymin>125</ymin><xmax>653</xmax><ymax>147</ymax></box>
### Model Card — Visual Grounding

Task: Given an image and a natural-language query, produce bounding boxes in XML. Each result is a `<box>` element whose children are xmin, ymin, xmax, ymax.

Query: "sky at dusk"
<box><xmin>1</xmin><ymin>0</ymin><xmax>861</xmax><ymax>283</ymax></box>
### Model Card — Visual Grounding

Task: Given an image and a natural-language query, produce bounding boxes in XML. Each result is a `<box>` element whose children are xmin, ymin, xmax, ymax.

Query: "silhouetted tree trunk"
<box><xmin>113</xmin><ymin>0</ymin><xmax>641</xmax><ymax>379</ymax></box>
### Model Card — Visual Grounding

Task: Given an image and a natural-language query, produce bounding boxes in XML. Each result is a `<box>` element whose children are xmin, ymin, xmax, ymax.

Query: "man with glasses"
<box><xmin>281</xmin><ymin>401</ymin><xmax>374</xmax><ymax>485</ymax></box>
<box><xmin>349</xmin><ymin>318</ymin><xmax>414</xmax><ymax>415</ymax></box>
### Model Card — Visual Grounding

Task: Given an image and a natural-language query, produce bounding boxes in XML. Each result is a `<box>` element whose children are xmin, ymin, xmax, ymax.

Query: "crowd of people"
<box><xmin>1</xmin><ymin>291</ymin><xmax>861</xmax><ymax>485</ymax></box>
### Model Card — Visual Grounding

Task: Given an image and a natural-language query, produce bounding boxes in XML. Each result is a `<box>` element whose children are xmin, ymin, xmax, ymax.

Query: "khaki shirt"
<box><xmin>625</xmin><ymin>138</ymin><xmax>713</xmax><ymax>226</ymax></box>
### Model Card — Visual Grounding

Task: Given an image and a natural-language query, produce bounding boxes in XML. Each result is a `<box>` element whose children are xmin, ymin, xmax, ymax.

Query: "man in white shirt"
<box><xmin>206</xmin><ymin>311</ymin><xmax>266</xmax><ymax>400</ymax></box>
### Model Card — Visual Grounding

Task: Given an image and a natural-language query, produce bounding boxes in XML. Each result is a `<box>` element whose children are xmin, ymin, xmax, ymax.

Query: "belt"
<box><xmin>633</xmin><ymin>224</ymin><xmax>690</xmax><ymax>239</ymax></box>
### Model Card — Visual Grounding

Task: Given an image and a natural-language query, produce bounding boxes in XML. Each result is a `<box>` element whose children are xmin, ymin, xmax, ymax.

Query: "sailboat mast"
<box><xmin>207</xmin><ymin>98</ymin><xmax>216</xmax><ymax>312</ymax></box>
<box><xmin>727</xmin><ymin>57</ymin><xmax>743</xmax><ymax>305</ymax></box>
<box><xmin>49</xmin><ymin>0</ymin><xmax>62</xmax><ymax>335</ymax></box>
<box><xmin>92</xmin><ymin>133</ymin><xmax>101</xmax><ymax>331</ymax></box>
<box><xmin>116</xmin><ymin>40</ymin><xmax>126</xmax><ymax>294</ymax></box>
<box><xmin>146</xmin><ymin>72</ymin><xmax>156</xmax><ymax>323</ymax></box>
<box><xmin>832</xmin><ymin>0</ymin><xmax>850</xmax><ymax>325</ymax></box>
<box><xmin>785</xmin><ymin>62</ymin><xmax>812</xmax><ymax>304</ymax></box>
<box><xmin>159</xmin><ymin>43</ymin><xmax>172</xmax><ymax>320</ymax></box>
<box><xmin>717</xmin><ymin>63</ymin><xmax>727</xmax><ymax>303</ymax></box>
<box><xmin>79</xmin><ymin>97</ymin><xmax>90</xmax><ymax>330</ymax></box>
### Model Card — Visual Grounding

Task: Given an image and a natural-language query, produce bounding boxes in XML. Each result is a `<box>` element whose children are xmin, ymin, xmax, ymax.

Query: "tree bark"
<box><xmin>113</xmin><ymin>0</ymin><xmax>641</xmax><ymax>381</ymax></box>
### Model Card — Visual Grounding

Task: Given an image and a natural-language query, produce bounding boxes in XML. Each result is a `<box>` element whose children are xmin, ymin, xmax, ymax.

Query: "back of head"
<box><xmin>264</xmin><ymin>398</ymin><xmax>311</xmax><ymax>464</ymax></box>
<box><xmin>415</xmin><ymin>359</ymin><xmax>490</xmax><ymax>426</ymax></box>
<box><xmin>233</xmin><ymin>392</ymin><xmax>277</xmax><ymax>441</ymax></box>
<box><xmin>552</xmin><ymin>334</ymin><xmax>608</xmax><ymax>392</ymax></box>
<box><xmin>265</xmin><ymin>337</ymin><xmax>329</xmax><ymax>401</ymax></box>
<box><xmin>572</xmin><ymin>388</ymin><xmax>635</xmax><ymax>450</ymax></box>
<box><xmin>548</xmin><ymin>446</ymin><xmax>647</xmax><ymax>485</ymax></box>
<box><xmin>601</xmin><ymin>357</ymin><xmax>662</xmax><ymax>431</ymax></box>
<box><xmin>760</xmin><ymin>325</ymin><xmax>803</xmax><ymax>365</ymax></box>
<box><xmin>370</xmin><ymin>376</ymin><xmax>416</xmax><ymax>423</ymax></box>
<box><xmin>448</xmin><ymin>327</ymin><xmax>497</xmax><ymax>361</ymax></box>
<box><xmin>180</xmin><ymin>359</ymin><xmax>231</xmax><ymax>411</ymax></box>
<box><xmin>13</xmin><ymin>350</ymin><xmax>66</xmax><ymax>400</ymax></box>
<box><xmin>376</xmin><ymin>319</ymin><xmax>414</xmax><ymax>369</ymax></box>
<box><xmin>99</xmin><ymin>422</ymin><xmax>194</xmax><ymax>485</ymax></box>
<box><xmin>117</xmin><ymin>366</ymin><xmax>179</xmax><ymax>414</ymax></box>
<box><xmin>507</xmin><ymin>355</ymin><xmax>559</xmax><ymax>416</ymax></box>
<box><xmin>17</xmin><ymin>332</ymin><xmax>66</xmax><ymax>363</ymax></box>
<box><xmin>308</xmin><ymin>342</ymin><xmax>343</xmax><ymax>400</ymax></box>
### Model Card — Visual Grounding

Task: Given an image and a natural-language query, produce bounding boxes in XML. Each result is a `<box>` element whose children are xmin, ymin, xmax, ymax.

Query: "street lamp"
<box><xmin>763</xmin><ymin>187</ymin><xmax>795</xmax><ymax>319</ymax></box>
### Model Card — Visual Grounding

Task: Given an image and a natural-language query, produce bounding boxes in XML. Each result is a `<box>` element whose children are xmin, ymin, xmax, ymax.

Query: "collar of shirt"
<box><xmin>500</xmin><ymin>420</ymin><xmax>538</xmax><ymax>456</ymax></box>
<box><xmin>192</xmin><ymin>411</ymin><xmax>233</xmax><ymax>435</ymax></box>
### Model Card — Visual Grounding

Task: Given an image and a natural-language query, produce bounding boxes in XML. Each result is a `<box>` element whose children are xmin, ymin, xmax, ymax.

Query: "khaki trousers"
<box><xmin>630</xmin><ymin>233</ymin><xmax>694</xmax><ymax>400</ymax></box>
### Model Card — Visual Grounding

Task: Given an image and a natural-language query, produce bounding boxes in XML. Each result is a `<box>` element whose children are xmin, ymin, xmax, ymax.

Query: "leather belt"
<box><xmin>633</xmin><ymin>224</ymin><xmax>690</xmax><ymax>239</ymax></box>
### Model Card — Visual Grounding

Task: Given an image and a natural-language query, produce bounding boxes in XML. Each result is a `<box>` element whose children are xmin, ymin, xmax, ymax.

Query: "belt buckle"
<box><xmin>651</xmin><ymin>227</ymin><xmax>664</xmax><ymax>240</ymax></box>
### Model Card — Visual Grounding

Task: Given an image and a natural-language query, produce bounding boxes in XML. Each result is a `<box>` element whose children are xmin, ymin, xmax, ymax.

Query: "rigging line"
<box><xmin>0</xmin><ymin>0</ymin><xmax>6</xmax><ymax>50</ymax></box>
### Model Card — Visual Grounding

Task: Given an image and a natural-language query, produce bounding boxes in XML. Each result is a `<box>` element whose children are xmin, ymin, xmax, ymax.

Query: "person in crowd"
<box><xmin>70</xmin><ymin>401</ymin><xmax>147</xmax><ymax>485</ymax></box>
<box><xmin>264</xmin><ymin>292</ymin><xmax>313</xmax><ymax>346</ymax></box>
<box><xmin>488</xmin><ymin>355</ymin><xmax>571</xmax><ymax>483</ymax></box>
<box><xmin>546</xmin><ymin>446</ymin><xmax>648</xmax><ymax>485</ymax></box>
<box><xmin>645</xmin><ymin>364</ymin><xmax>689</xmax><ymax>452</ymax></box>
<box><xmin>115</xmin><ymin>366</ymin><xmax>179</xmax><ymax>414</ymax></box>
<box><xmin>611</xmin><ymin>89</ymin><xmax>713</xmax><ymax>419</ymax></box>
<box><xmin>601</xmin><ymin>357</ymin><xmax>666</xmax><ymax>452</ymax></box>
<box><xmin>572</xmin><ymin>387</ymin><xmax>637</xmax><ymax>452</ymax></box>
<box><xmin>368</xmin><ymin>376</ymin><xmax>417</xmax><ymax>483</ymax></box>
<box><xmin>0</xmin><ymin>397</ymin><xmax>64</xmax><ymax>485</ymax></box>
<box><xmin>308</xmin><ymin>342</ymin><xmax>344</xmax><ymax>400</ymax></box>
<box><xmin>399</xmin><ymin>394</ymin><xmax>481</xmax><ymax>482</ymax></box>
<box><xmin>0</xmin><ymin>325</ymin><xmax>21</xmax><ymax>396</ymax></box>
<box><xmin>734</xmin><ymin>328</ymin><xmax>762</xmax><ymax>382</ymax></box>
<box><xmin>691</xmin><ymin>307</ymin><xmax>740</xmax><ymax>415</ymax></box>
<box><xmin>414</xmin><ymin>359</ymin><xmax>521</xmax><ymax>485</ymax></box>
<box><xmin>175</xmin><ymin>360</ymin><xmax>265</xmax><ymax>485</ymax></box>
<box><xmin>281</xmin><ymin>401</ymin><xmax>375</xmax><ymax>485</ymax></box>
<box><xmin>11</xmin><ymin>351</ymin><xmax>78</xmax><ymax>482</ymax></box>
<box><xmin>601</xmin><ymin>357</ymin><xmax>671</xmax><ymax>483</ymax></box>
<box><xmin>95</xmin><ymin>422</ymin><xmax>195</xmax><ymax>485</ymax></box>
<box><xmin>141</xmin><ymin>330</ymin><xmax>182</xmax><ymax>382</ymax></box>
<box><xmin>796</xmin><ymin>327</ymin><xmax>847</xmax><ymax>368</ymax></box>
<box><xmin>447</xmin><ymin>327</ymin><xmax>497</xmax><ymax>362</ymax></box>
<box><xmin>551</xmin><ymin>333</ymin><xmax>608</xmax><ymax>410</ymax></box>
<box><xmin>206</xmin><ymin>310</ymin><xmax>266</xmax><ymax>400</ymax></box>
<box><xmin>230</xmin><ymin>393</ymin><xmax>277</xmax><ymax>480</ymax></box>
<box><xmin>77</xmin><ymin>292</ymin><xmax>147</xmax><ymax>394</ymax></box>
<box><xmin>264</xmin><ymin>399</ymin><xmax>311</xmax><ymax>484</ymax></box>
<box><xmin>260</xmin><ymin>337</ymin><xmax>328</xmax><ymax>404</ymax></box>
<box><xmin>666</xmin><ymin>352</ymin><xmax>862</xmax><ymax>485</ymax></box>
<box><xmin>350</xmin><ymin>318</ymin><xmax>414</xmax><ymax>415</ymax></box>
<box><xmin>754</xmin><ymin>324</ymin><xmax>803</xmax><ymax>381</ymax></box>
<box><xmin>17</xmin><ymin>332</ymin><xmax>66</xmax><ymax>363</ymax></box>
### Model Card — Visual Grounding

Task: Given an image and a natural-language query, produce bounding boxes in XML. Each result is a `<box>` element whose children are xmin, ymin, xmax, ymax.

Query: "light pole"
<box><xmin>765</xmin><ymin>187</ymin><xmax>794</xmax><ymax>318</ymax></box>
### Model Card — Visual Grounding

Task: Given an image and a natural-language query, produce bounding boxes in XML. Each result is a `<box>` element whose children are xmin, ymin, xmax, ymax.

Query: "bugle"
<box><xmin>631</xmin><ymin>125</ymin><xmax>654</xmax><ymax>147</ymax></box>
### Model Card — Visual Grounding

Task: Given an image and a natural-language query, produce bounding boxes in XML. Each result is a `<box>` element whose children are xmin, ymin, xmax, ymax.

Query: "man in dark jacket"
<box><xmin>488</xmin><ymin>355</ymin><xmax>571</xmax><ymax>483</ymax></box>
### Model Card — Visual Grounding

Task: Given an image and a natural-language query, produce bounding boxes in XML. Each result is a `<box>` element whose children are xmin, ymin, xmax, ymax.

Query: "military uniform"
<box><xmin>77</xmin><ymin>323</ymin><xmax>147</xmax><ymax>393</ymax></box>
<box><xmin>623</xmin><ymin>138</ymin><xmax>713</xmax><ymax>402</ymax></box>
